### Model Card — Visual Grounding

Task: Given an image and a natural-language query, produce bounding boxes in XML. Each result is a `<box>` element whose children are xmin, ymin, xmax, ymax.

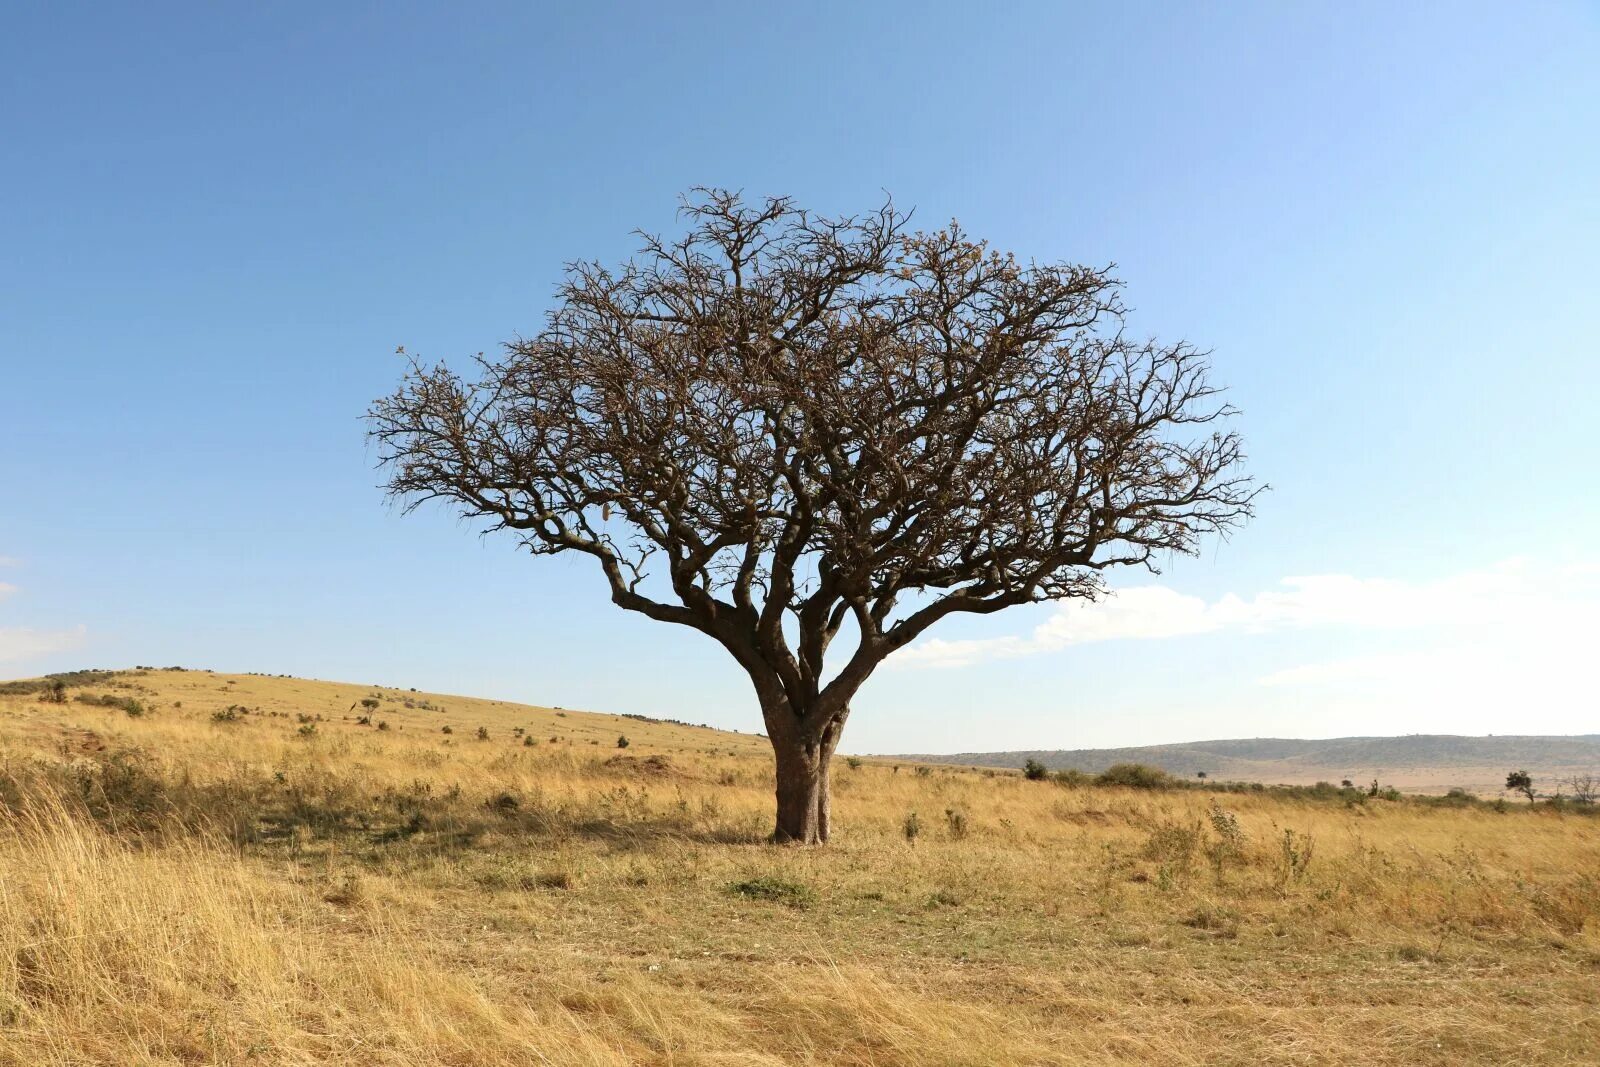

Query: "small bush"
<box><xmin>296</xmin><ymin>723</ymin><xmax>318</xmax><ymax>738</ymax></box>
<box><xmin>943</xmin><ymin>807</ymin><xmax>969</xmax><ymax>840</ymax></box>
<box><xmin>1023</xmin><ymin>759</ymin><xmax>1049</xmax><ymax>781</ymax></box>
<box><xmin>1053</xmin><ymin>768</ymin><xmax>1090</xmax><ymax>788</ymax></box>
<box><xmin>476</xmin><ymin>726</ymin><xmax>490</xmax><ymax>741</ymax></box>
<box><xmin>523</xmin><ymin>735</ymin><xmax>535</xmax><ymax>747</ymax></box>
<box><xmin>440</xmin><ymin>725</ymin><xmax>453</xmax><ymax>735</ymax></box>
<box><xmin>39</xmin><ymin>680</ymin><xmax>68</xmax><ymax>704</ymax></box>
<box><xmin>1277</xmin><ymin>828</ymin><xmax>1315</xmax><ymax>884</ymax></box>
<box><xmin>74</xmin><ymin>692</ymin><xmax>148</xmax><ymax>717</ymax></box>
<box><xmin>616</xmin><ymin>735</ymin><xmax>630</xmax><ymax>749</ymax></box>
<box><xmin>902</xmin><ymin>810</ymin><xmax>922</xmax><ymax>843</ymax></box>
<box><xmin>1097</xmin><ymin>763</ymin><xmax>1172</xmax><ymax>790</ymax></box>
<box><xmin>1206</xmin><ymin>803</ymin><xmax>1247</xmax><ymax>875</ymax></box>
<box><xmin>845</xmin><ymin>756</ymin><xmax>863</xmax><ymax>770</ymax></box>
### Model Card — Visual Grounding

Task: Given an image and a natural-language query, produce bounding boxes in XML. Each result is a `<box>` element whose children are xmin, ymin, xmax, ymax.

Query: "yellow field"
<box><xmin>2</xmin><ymin>669</ymin><xmax>1597</xmax><ymax>1065</ymax></box>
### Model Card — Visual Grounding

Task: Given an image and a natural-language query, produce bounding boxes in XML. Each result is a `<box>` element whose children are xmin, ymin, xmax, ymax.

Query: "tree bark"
<box><xmin>768</xmin><ymin>711</ymin><xmax>843</xmax><ymax>844</ymax></box>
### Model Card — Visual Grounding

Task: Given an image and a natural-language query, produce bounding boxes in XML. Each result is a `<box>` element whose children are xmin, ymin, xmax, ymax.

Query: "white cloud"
<box><xmin>0</xmin><ymin>624</ymin><xmax>88</xmax><ymax>664</ymax></box>
<box><xmin>892</xmin><ymin>558</ymin><xmax>1598</xmax><ymax>670</ymax></box>
<box><xmin>0</xmin><ymin>583</ymin><xmax>16</xmax><ymax>602</ymax></box>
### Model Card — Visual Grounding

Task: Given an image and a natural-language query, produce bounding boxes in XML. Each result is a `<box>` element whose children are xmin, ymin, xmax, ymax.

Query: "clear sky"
<box><xmin>3</xmin><ymin>3</ymin><xmax>1597</xmax><ymax>753</ymax></box>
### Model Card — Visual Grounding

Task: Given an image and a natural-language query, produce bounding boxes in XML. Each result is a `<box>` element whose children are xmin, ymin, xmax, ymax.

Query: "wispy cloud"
<box><xmin>0</xmin><ymin>583</ymin><xmax>16</xmax><ymax>603</ymax></box>
<box><xmin>0</xmin><ymin>625</ymin><xmax>88</xmax><ymax>664</ymax></box>
<box><xmin>891</xmin><ymin>558</ymin><xmax>1597</xmax><ymax>670</ymax></box>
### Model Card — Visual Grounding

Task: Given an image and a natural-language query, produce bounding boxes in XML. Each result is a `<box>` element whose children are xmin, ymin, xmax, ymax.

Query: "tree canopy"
<box><xmin>370</xmin><ymin>189</ymin><xmax>1258</xmax><ymax>841</ymax></box>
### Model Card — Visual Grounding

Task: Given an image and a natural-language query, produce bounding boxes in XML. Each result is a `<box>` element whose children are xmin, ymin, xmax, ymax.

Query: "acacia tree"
<box><xmin>369</xmin><ymin>190</ymin><xmax>1257</xmax><ymax>843</ymax></box>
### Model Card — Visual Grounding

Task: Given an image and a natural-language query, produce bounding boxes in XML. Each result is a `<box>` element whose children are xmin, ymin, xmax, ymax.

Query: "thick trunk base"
<box><xmin>771</xmin><ymin>737</ymin><xmax>834</xmax><ymax>844</ymax></box>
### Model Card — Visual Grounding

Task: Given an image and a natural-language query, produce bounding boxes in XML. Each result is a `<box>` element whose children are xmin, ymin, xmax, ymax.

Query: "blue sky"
<box><xmin>3</xmin><ymin>2</ymin><xmax>1597</xmax><ymax>753</ymax></box>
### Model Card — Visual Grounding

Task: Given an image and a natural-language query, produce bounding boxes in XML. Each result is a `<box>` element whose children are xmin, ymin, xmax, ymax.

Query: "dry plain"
<box><xmin>2</xmin><ymin>668</ymin><xmax>1597</xmax><ymax>1066</ymax></box>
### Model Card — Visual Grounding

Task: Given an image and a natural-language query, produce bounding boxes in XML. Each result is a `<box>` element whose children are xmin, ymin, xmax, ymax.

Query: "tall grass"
<box><xmin>1</xmin><ymin>669</ymin><xmax>1598</xmax><ymax>1064</ymax></box>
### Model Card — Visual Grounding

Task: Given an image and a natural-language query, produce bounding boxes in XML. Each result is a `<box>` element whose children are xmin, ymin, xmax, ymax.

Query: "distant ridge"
<box><xmin>894</xmin><ymin>734</ymin><xmax>1600</xmax><ymax>793</ymax></box>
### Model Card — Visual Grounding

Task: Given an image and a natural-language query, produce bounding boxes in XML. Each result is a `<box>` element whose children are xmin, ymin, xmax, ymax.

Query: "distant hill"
<box><xmin>895</xmin><ymin>734</ymin><xmax>1600</xmax><ymax>794</ymax></box>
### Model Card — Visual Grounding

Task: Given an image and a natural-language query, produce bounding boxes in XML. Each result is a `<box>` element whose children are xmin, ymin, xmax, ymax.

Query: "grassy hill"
<box><xmin>2</xmin><ymin>666</ymin><xmax>1598</xmax><ymax>1065</ymax></box>
<box><xmin>899</xmin><ymin>734</ymin><xmax>1600</xmax><ymax>795</ymax></box>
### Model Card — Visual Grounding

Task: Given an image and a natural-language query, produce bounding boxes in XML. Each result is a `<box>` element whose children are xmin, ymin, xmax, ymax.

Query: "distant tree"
<box><xmin>1196</xmin><ymin>770</ymin><xmax>1207</xmax><ymax>780</ymax></box>
<box><xmin>1505</xmin><ymin>769</ymin><xmax>1535</xmax><ymax>803</ymax></box>
<box><xmin>1568</xmin><ymin>773</ymin><xmax>1598</xmax><ymax>805</ymax></box>
<box><xmin>371</xmin><ymin>190</ymin><xmax>1257</xmax><ymax>843</ymax></box>
<box><xmin>1023</xmin><ymin>759</ymin><xmax>1050</xmax><ymax>781</ymax></box>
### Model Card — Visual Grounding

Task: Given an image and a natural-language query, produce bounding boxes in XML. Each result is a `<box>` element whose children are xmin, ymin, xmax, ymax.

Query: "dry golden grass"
<box><xmin>2</xmin><ymin>668</ymin><xmax>1598</xmax><ymax>1065</ymax></box>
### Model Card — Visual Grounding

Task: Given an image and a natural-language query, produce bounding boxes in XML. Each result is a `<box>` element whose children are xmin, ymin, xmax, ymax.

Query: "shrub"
<box><xmin>943</xmin><ymin>807</ymin><xmax>969</xmax><ymax>840</ymax></box>
<box><xmin>39</xmin><ymin>680</ymin><xmax>68</xmax><ymax>704</ymax></box>
<box><xmin>297</xmin><ymin>723</ymin><xmax>318</xmax><ymax>738</ymax></box>
<box><xmin>211</xmin><ymin>707</ymin><xmax>243</xmax><ymax>724</ymax></box>
<box><xmin>376</xmin><ymin>720</ymin><xmax>390</xmax><ymax>731</ymax></box>
<box><xmin>440</xmin><ymin>725</ymin><xmax>452</xmax><ymax>735</ymax></box>
<box><xmin>360</xmin><ymin>698</ymin><xmax>380</xmax><ymax>710</ymax></box>
<box><xmin>845</xmin><ymin>756</ymin><xmax>863</xmax><ymax>770</ymax></box>
<box><xmin>1053</xmin><ymin>768</ymin><xmax>1090</xmax><ymax>787</ymax></box>
<box><xmin>1206</xmin><ymin>802</ymin><xmax>1247</xmax><ymax>875</ymax></box>
<box><xmin>1023</xmin><ymin>758</ymin><xmax>1049</xmax><ymax>781</ymax></box>
<box><xmin>73</xmin><ymin>692</ymin><xmax>147</xmax><ymax>717</ymax></box>
<box><xmin>902</xmin><ymin>810</ymin><xmax>922</xmax><ymax>843</ymax></box>
<box><xmin>0</xmin><ymin>669</ymin><xmax>120</xmax><ymax>697</ymax></box>
<box><xmin>616</xmin><ymin>735</ymin><xmax>630</xmax><ymax>749</ymax></box>
<box><xmin>1097</xmin><ymin>763</ymin><xmax>1172</xmax><ymax>789</ymax></box>
<box><xmin>1277</xmin><ymin>828</ymin><xmax>1315</xmax><ymax>884</ymax></box>
<box><xmin>476</xmin><ymin>726</ymin><xmax>490</xmax><ymax>741</ymax></box>
<box><xmin>523</xmin><ymin>735</ymin><xmax>535</xmax><ymax>746</ymax></box>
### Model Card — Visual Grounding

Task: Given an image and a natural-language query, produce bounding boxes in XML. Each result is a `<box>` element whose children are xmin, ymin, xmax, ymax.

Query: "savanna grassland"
<box><xmin>2</xmin><ymin>669</ymin><xmax>1597</xmax><ymax>1066</ymax></box>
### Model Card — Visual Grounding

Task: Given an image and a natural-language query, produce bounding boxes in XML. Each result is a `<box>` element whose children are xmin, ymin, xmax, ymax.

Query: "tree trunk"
<box><xmin>769</xmin><ymin>711</ymin><xmax>843</xmax><ymax>844</ymax></box>
<box><xmin>771</xmin><ymin>735</ymin><xmax>825</xmax><ymax>843</ymax></box>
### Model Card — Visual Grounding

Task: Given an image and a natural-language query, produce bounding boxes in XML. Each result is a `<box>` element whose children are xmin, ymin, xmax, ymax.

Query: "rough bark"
<box><xmin>766</xmin><ymin>700</ymin><xmax>846</xmax><ymax>844</ymax></box>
